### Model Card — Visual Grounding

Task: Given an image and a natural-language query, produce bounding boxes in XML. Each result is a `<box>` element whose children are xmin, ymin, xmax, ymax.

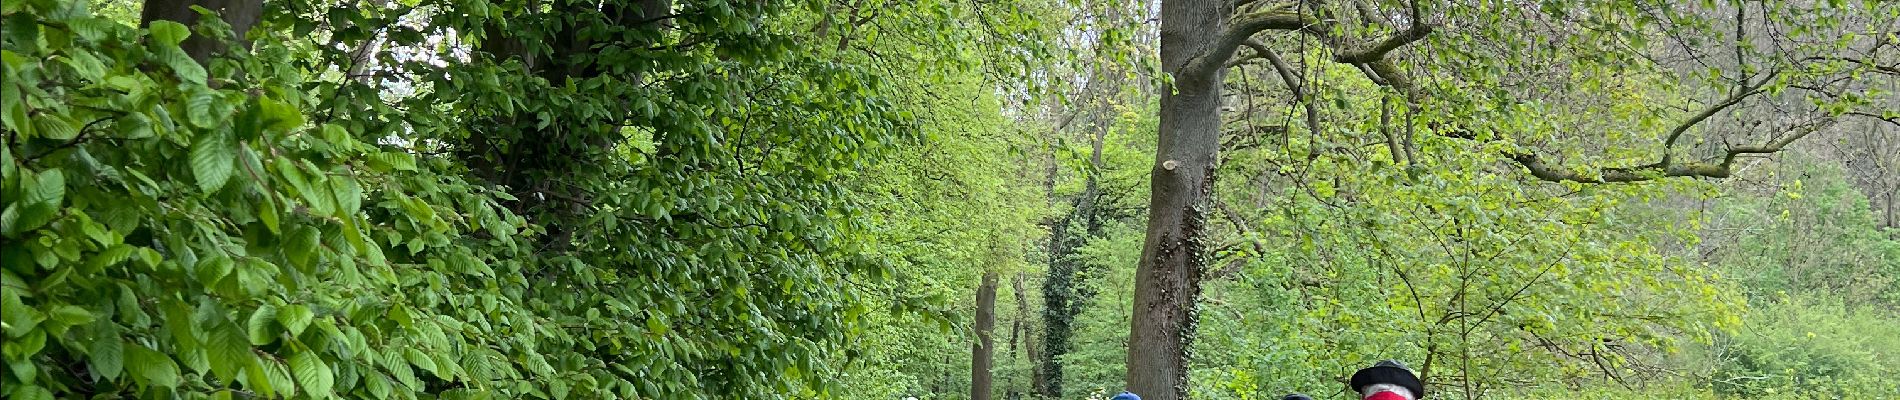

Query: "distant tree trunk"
<box><xmin>345</xmin><ymin>0</ymin><xmax>391</xmax><ymax>81</ymax></box>
<box><xmin>347</xmin><ymin>38</ymin><xmax>382</xmax><ymax>79</ymax></box>
<box><xmin>1012</xmin><ymin>273</ymin><xmax>1046</xmax><ymax>393</ymax></box>
<box><xmin>1084</xmin><ymin>108</ymin><xmax>1109</xmax><ymax>239</ymax></box>
<box><xmin>1886</xmin><ymin>194</ymin><xmax>1894</xmax><ymax>232</ymax></box>
<box><xmin>944</xmin><ymin>343</ymin><xmax>956</xmax><ymax>393</ymax></box>
<box><xmin>973</xmin><ymin>271</ymin><xmax>1000</xmax><ymax>400</ymax></box>
<box><xmin>139</xmin><ymin>0</ymin><xmax>263</xmax><ymax>64</ymax></box>
<box><xmin>1040</xmin><ymin>213</ymin><xmax>1081</xmax><ymax>398</ymax></box>
<box><xmin>1039</xmin><ymin>83</ymin><xmax>1114</xmax><ymax>400</ymax></box>
<box><xmin>1127</xmin><ymin>0</ymin><xmax>1227</xmax><ymax>398</ymax></box>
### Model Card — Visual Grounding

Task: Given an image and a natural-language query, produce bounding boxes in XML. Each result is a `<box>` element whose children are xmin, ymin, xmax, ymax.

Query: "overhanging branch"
<box><xmin>1443</xmin><ymin>124</ymin><xmax>1820</xmax><ymax>184</ymax></box>
<box><xmin>1206</xmin><ymin>0</ymin><xmax>1430</xmax><ymax>95</ymax></box>
<box><xmin>1242</xmin><ymin>39</ymin><xmax>1324</xmax><ymax>136</ymax></box>
<box><xmin>1333</xmin><ymin>23</ymin><xmax>1433</xmax><ymax>64</ymax></box>
<box><xmin>1188</xmin><ymin>4</ymin><xmax>1320</xmax><ymax>80</ymax></box>
<box><xmin>1798</xmin><ymin>56</ymin><xmax>1900</xmax><ymax>76</ymax></box>
<box><xmin>1659</xmin><ymin>72</ymin><xmax>1774</xmax><ymax>165</ymax></box>
<box><xmin>1486</xmin><ymin>70</ymin><xmax>1807</xmax><ymax>184</ymax></box>
<box><xmin>1847</xmin><ymin>111</ymin><xmax>1900</xmax><ymax>128</ymax></box>
<box><xmin>1207</xmin><ymin>1</ymin><xmax>1818</xmax><ymax>185</ymax></box>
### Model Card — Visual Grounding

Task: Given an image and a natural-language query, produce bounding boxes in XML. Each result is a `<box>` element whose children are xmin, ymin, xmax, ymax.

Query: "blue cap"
<box><xmin>1112</xmin><ymin>392</ymin><xmax>1141</xmax><ymax>400</ymax></box>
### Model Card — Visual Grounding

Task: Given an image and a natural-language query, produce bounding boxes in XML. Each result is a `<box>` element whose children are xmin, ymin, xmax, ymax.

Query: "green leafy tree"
<box><xmin>1125</xmin><ymin>0</ymin><xmax>1896</xmax><ymax>397</ymax></box>
<box><xmin>1</xmin><ymin>0</ymin><xmax>1060</xmax><ymax>399</ymax></box>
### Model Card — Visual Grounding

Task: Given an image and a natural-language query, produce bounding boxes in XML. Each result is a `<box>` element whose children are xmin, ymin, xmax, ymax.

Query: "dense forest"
<box><xmin>2</xmin><ymin>0</ymin><xmax>1896</xmax><ymax>399</ymax></box>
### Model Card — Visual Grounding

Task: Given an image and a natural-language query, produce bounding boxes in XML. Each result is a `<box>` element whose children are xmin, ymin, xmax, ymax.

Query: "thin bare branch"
<box><xmin>1243</xmin><ymin>39</ymin><xmax>1324</xmax><ymax>138</ymax></box>
<box><xmin>1450</xmin><ymin>124</ymin><xmax>1823</xmax><ymax>184</ymax></box>
<box><xmin>1847</xmin><ymin>111</ymin><xmax>1900</xmax><ymax>128</ymax></box>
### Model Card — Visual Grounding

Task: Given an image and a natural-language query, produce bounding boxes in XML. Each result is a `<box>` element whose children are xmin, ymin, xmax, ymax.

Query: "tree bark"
<box><xmin>1040</xmin><ymin>65</ymin><xmax>1117</xmax><ymax>400</ymax></box>
<box><xmin>1040</xmin><ymin>210</ymin><xmax>1083</xmax><ymax>398</ymax></box>
<box><xmin>344</xmin><ymin>0</ymin><xmax>391</xmax><ymax>81</ymax></box>
<box><xmin>1013</xmin><ymin>272</ymin><xmax>1046</xmax><ymax>393</ymax></box>
<box><xmin>1040</xmin><ymin>177</ymin><xmax>1071</xmax><ymax>396</ymax></box>
<box><xmin>1886</xmin><ymin>194</ymin><xmax>1895</xmax><ymax>231</ymax></box>
<box><xmin>1127</xmin><ymin>0</ymin><xmax>1227</xmax><ymax>399</ymax></box>
<box><xmin>140</xmin><ymin>0</ymin><xmax>264</xmax><ymax>64</ymax></box>
<box><xmin>973</xmin><ymin>271</ymin><xmax>1000</xmax><ymax>400</ymax></box>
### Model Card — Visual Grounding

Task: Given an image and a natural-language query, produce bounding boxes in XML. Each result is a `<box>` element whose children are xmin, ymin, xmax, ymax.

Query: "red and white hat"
<box><xmin>1349</xmin><ymin>360</ymin><xmax>1425</xmax><ymax>400</ymax></box>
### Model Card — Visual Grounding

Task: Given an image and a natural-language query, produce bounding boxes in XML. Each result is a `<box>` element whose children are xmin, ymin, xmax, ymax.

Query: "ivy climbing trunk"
<box><xmin>973</xmin><ymin>271</ymin><xmax>1000</xmax><ymax>400</ymax></box>
<box><xmin>139</xmin><ymin>0</ymin><xmax>263</xmax><ymax>64</ymax></box>
<box><xmin>1040</xmin><ymin>72</ymin><xmax>1116</xmax><ymax>400</ymax></box>
<box><xmin>1040</xmin><ymin>203</ymin><xmax>1086</xmax><ymax>398</ymax></box>
<box><xmin>1126</xmin><ymin>0</ymin><xmax>1228</xmax><ymax>399</ymax></box>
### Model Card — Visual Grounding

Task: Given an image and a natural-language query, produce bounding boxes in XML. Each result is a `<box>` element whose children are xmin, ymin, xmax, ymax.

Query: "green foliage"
<box><xmin>1703</xmin><ymin>298</ymin><xmax>1900</xmax><ymax>398</ymax></box>
<box><xmin>822</xmin><ymin>2</ymin><xmax>1072</xmax><ymax>398</ymax></box>
<box><xmin>1677</xmin><ymin>155</ymin><xmax>1900</xmax><ymax>399</ymax></box>
<box><xmin>1061</xmin><ymin>220</ymin><xmax>1141</xmax><ymax>398</ymax></box>
<box><xmin>1045</xmin><ymin>66</ymin><xmax>1746</xmax><ymax>399</ymax></box>
<box><xmin>2</xmin><ymin>0</ymin><xmax>1029</xmax><ymax>398</ymax></box>
<box><xmin>1701</xmin><ymin>157</ymin><xmax>1900</xmax><ymax>308</ymax></box>
<box><xmin>2</xmin><ymin>2</ymin><xmax>550</xmax><ymax>398</ymax></box>
<box><xmin>1033</xmin><ymin>0</ymin><xmax>1894</xmax><ymax>397</ymax></box>
<box><xmin>5</xmin><ymin>0</ymin><xmax>1894</xmax><ymax>399</ymax></box>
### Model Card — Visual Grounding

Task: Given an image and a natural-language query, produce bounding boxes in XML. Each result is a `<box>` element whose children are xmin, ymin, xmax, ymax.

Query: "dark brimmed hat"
<box><xmin>1349</xmin><ymin>360</ymin><xmax>1425</xmax><ymax>398</ymax></box>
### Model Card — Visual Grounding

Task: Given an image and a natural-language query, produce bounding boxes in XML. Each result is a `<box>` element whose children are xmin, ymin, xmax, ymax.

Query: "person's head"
<box><xmin>1111</xmin><ymin>391</ymin><xmax>1141</xmax><ymax>400</ymax></box>
<box><xmin>1349</xmin><ymin>360</ymin><xmax>1425</xmax><ymax>400</ymax></box>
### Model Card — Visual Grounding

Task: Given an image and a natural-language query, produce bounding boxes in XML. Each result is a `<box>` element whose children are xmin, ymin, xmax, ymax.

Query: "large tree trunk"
<box><xmin>973</xmin><ymin>271</ymin><xmax>1000</xmax><ymax>400</ymax></box>
<box><xmin>1126</xmin><ymin>0</ymin><xmax>1228</xmax><ymax>399</ymax></box>
<box><xmin>139</xmin><ymin>0</ymin><xmax>264</xmax><ymax>64</ymax></box>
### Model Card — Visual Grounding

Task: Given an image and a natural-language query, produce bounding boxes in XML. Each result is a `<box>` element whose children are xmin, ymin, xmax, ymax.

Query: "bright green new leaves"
<box><xmin>3</xmin><ymin>168</ymin><xmax>63</xmax><ymax>236</ymax></box>
<box><xmin>205</xmin><ymin>321</ymin><xmax>252</xmax><ymax>384</ymax></box>
<box><xmin>162</xmin><ymin>47</ymin><xmax>207</xmax><ymax>85</ymax></box>
<box><xmin>287</xmin><ymin>351</ymin><xmax>333</xmax><ymax>398</ymax></box>
<box><xmin>32</xmin><ymin>114</ymin><xmax>78</xmax><ymax>140</ymax></box>
<box><xmin>88</xmin><ymin>336</ymin><xmax>125</xmax><ymax>380</ymax></box>
<box><xmin>147</xmin><ymin>20</ymin><xmax>189</xmax><ymax>46</ymax></box>
<box><xmin>125</xmin><ymin>344</ymin><xmax>181</xmax><ymax>388</ymax></box>
<box><xmin>9</xmin><ymin>385</ymin><xmax>53</xmax><ymax>400</ymax></box>
<box><xmin>276</xmin><ymin>304</ymin><xmax>313</xmax><ymax>336</ymax></box>
<box><xmin>283</xmin><ymin>225</ymin><xmax>319</xmax><ymax>269</ymax></box>
<box><xmin>256</xmin><ymin>97</ymin><xmax>303</xmax><ymax>133</ymax></box>
<box><xmin>3</xmin><ymin>0</ymin><xmax>1019</xmax><ymax>398</ymax></box>
<box><xmin>47</xmin><ymin>305</ymin><xmax>93</xmax><ymax>325</ymax></box>
<box><xmin>189</xmin><ymin>129</ymin><xmax>235</xmax><ymax>193</ymax></box>
<box><xmin>146</xmin><ymin>20</ymin><xmax>206</xmax><ymax>84</ymax></box>
<box><xmin>195</xmin><ymin>255</ymin><xmax>234</xmax><ymax>288</ymax></box>
<box><xmin>6</xmin><ymin>2</ymin><xmax>513</xmax><ymax>398</ymax></box>
<box><xmin>184</xmin><ymin>87</ymin><xmax>221</xmax><ymax>127</ymax></box>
